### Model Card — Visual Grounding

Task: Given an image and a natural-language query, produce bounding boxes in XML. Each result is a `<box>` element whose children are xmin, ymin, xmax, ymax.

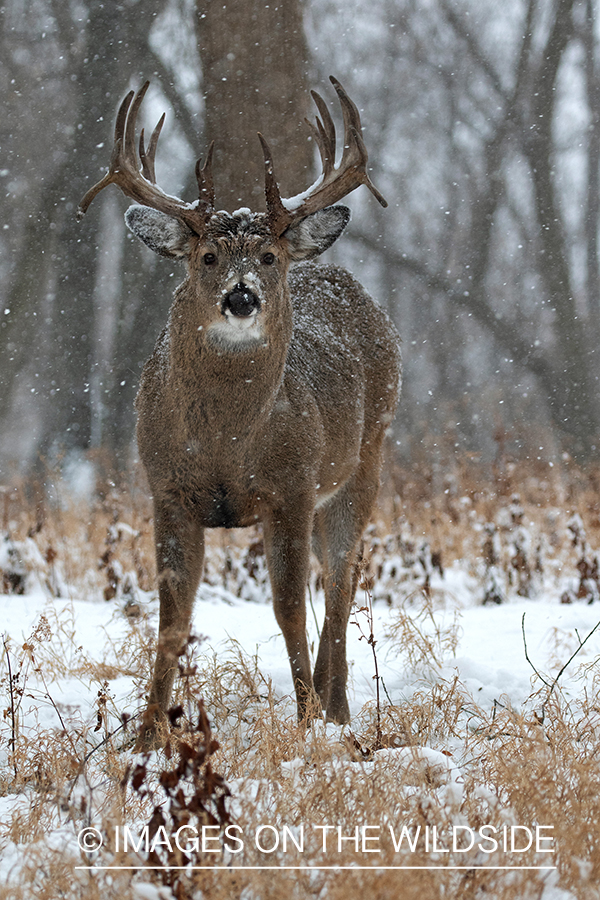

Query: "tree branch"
<box><xmin>348</xmin><ymin>229</ymin><xmax>555</xmax><ymax>388</ymax></box>
<box><xmin>439</xmin><ymin>0</ymin><xmax>508</xmax><ymax>102</ymax></box>
<box><xmin>146</xmin><ymin>49</ymin><xmax>203</xmax><ymax>154</ymax></box>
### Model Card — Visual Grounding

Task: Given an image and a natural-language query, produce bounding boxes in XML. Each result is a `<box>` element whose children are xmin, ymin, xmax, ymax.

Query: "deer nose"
<box><xmin>222</xmin><ymin>282</ymin><xmax>261</xmax><ymax>318</ymax></box>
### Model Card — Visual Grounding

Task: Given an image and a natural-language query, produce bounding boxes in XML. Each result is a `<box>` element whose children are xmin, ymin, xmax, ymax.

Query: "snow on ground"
<box><xmin>1</xmin><ymin>563</ymin><xmax>599</xmax><ymax>899</ymax></box>
<box><xmin>2</xmin><ymin>572</ymin><xmax>599</xmax><ymax>737</ymax></box>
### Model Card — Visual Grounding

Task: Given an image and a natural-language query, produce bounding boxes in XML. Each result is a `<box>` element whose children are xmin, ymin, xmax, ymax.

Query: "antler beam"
<box><xmin>77</xmin><ymin>82</ymin><xmax>214</xmax><ymax>236</ymax></box>
<box><xmin>260</xmin><ymin>76</ymin><xmax>388</xmax><ymax>237</ymax></box>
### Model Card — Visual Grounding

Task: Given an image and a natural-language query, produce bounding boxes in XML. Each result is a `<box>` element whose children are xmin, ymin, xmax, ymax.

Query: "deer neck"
<box><xmin>166</xmin><ymin>288</ymin><xmax>292</xmax><ymax>441</ymax></box>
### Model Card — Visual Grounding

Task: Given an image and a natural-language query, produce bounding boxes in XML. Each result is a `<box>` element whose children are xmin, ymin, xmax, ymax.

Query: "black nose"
<box><xmin>222</xmin><ymin>282</ymin><xmax>261</xmax><ymax>318</ymax></box>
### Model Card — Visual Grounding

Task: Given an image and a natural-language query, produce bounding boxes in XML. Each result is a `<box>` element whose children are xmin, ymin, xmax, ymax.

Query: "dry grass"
<box><xmin>1</xmin><ymin>457</ymin><xmax>600</xmax><ymax>898</ymax></box>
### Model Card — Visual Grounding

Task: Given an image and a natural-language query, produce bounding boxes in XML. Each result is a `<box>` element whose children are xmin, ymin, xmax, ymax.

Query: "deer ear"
<box><xmin>283</xmin><ymin>206</ymin><xmax>350</xmax><ymax>261</ymax></box>
<box><xmin>125</xmin><ymin>206</ymin><xmax>193</xmax><ymax>259</ymax></box>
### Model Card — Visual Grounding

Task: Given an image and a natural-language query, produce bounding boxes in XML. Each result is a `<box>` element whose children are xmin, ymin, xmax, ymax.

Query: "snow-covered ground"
<box><xmin>1</xmin><ymin>553</ymin><xmax>599</xmax><ymax>899</ymax></box>
<box><xmin>2</xmin><ymin>577</ymin><xmax>600</xmax><ymax>731</ymax></box>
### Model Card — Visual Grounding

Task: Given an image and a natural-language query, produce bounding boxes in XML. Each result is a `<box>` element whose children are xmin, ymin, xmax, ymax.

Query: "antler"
<box><xmin>77</xmin><ymin>82</ymin><xmax>214</xmax><ymax>236</ymax></box>
<box><xmin>260</xmin><ymin>76</ymin><xmax>387</xmax><ymax>237</ymax></box>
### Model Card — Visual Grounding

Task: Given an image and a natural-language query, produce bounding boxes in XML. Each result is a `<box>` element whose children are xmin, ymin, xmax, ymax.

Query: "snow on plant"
<box><xmin>385</xmin><ymin>593</ymin><xmax>461</xmax><ymax>681</ymax></box>
<box><xmin>1</xmin><ymin>461</ymin><xmax>600</xmax><ymax>898</ymax></box>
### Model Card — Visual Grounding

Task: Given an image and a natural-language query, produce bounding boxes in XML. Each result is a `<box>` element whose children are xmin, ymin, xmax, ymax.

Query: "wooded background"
<box><xmin>1</xmin><ymin>0</ymin><xmax>599</xmax><ymax>479</ymax></box>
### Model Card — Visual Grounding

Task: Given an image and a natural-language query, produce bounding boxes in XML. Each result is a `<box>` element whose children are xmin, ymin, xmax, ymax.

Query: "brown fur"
<box><xmin>131</xmin><ymin>208</ymin><xmax>401</xmax><ymax>749</ymax></box>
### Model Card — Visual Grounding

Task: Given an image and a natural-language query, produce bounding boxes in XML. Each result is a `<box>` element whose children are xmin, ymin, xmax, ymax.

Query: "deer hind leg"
<box><xmin>311</xmin><ymin>521</ymin><xmax>333</xmax><ymax>711</ymax></box>
<box><xmin>313</xmin><ymin>464</ymin><xmax>381</xmax><ymax>724</ymax></box>
<box><xmin>138</xmin><ymin>498</ymin><xmax>205</xmax><ymax>750</ymax></box>
<box><xmin>263</xmin><ymin>503</ymin><xmax>320</xmax><ymax>723</ymax></box>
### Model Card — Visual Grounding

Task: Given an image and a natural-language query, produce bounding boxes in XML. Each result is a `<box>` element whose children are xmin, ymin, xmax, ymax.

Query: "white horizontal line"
<box><xmin>75</xmin><ymin>865</ymin><xmax>558</xmax><ymax>871</ymax></box>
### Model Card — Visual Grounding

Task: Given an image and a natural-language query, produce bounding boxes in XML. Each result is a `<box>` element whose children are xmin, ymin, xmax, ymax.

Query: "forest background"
<box><xmin>1</xmin><ymin>0</ymin><xmax>599</xmax><ymax>482</ymax></box>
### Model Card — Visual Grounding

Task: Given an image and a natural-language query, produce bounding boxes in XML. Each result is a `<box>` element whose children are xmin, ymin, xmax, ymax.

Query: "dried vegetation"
<box><xmin>1</xmin><ymin>454</ymin><xmax>600</xmax><ymax>899</ymax></box>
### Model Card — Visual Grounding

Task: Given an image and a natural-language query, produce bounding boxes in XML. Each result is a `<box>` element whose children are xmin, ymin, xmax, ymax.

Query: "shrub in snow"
<box><xmin>561</xmin><ymin>513</ymin><xmax>600</xmax><ymax>603</ymax></box>
<box><xmin>481</xmin><ymin>523</ymin><xmax>505</xmax><ymax>605</ymax></box>
<box><xmin>99</xmin><ymin>521</ymin><xmax>143</xmax><ymax>604</ymax></box>
<box><xmin>0</xmin><ymin>535</ymin><xmax>61</xmax><ymax>596</ymax></box>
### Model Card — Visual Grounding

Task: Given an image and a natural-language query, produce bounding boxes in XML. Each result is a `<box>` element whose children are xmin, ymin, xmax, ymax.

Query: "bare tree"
<box><xmin>332</xmin><ymin>0</ymin><xmax>600</xmax><ymax>459</ymax></box>
<box><xmin>3</xmin><ymin>0</ymin><xmax>600</xmax><ymax>473</ymax></box>
<box><xmin>0</xmin><ymin>0</ymin><xmax>316</xmax><ymax>475</ymax></box>
<box><xmin>1</xmin><ymin>3</ymin><xmax>127</xmax><ymax>463</ymax></box>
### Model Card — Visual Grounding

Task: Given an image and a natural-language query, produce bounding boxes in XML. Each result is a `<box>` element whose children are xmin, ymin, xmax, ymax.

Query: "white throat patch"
<box><xmin>206</xmin><ymin>313</ymin><xmax>264</xmax><ymax>347</ymax></box>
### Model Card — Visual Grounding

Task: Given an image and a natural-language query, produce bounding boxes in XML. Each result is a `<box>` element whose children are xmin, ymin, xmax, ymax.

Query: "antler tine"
<box><xmin>75</xmin><ymin>89</ymin><xmax>136</xmax><ymax>218</ymax></box>
<box><xmin>304</xmin><ymin>118</ymin><xmax>326</xmax><ymax>176</ymax></box>
<box><xmin>139</xmin><ymin>113</ymin><xmax>165</xmax><ymax>183</ymax></box>
<box><xmin>114</xmin><ymin>90</ymin><xmax>134</xmax><ymax>146</ymax></box>
<box><xmin>124</xmin><ymin>82</ymin><xmax>149</xmax><ymax>167</ymax></box>
<box><xmin>139</xmin><ymin>130</ymin><xmax>149</xmax><ymax>179</ymax></box>
<box><xmin>330</xmin><ymin>76</ymin><xmax>388</xmax><ymax>208</ymax></box>
<box><xmin>147</xmin><ymin>114</ymin><xmax>165</xmax><ymax>178</ymax></box>
<box><xmin>310</xmin><ymin>89</ymin><xmax>336</xmax><ymax>176</ymax></box>
<box><xmin>348</xmin><ymin>123</ymin><xmax>388</xmax><ymax>208</ymax></box>
<box><xmin>304</xmin><ymin>114</ymin><xmax>335</xmax><ymax>180</ymax></box>
<box><xmin>195</xmin><ymin>141</ymin><xmax>215</xmax><ymax>209</ymax></box>
<box><xmin>330</xmin><ymin>76</ymin><xmax>361</xmax><ymax>156</ymax></box>
<box><xmin>77</xmin><ymin>82</ymin><xmax>212</xmax><ymax>235</ymax></box>
<box><xmin>258</xmin><ymin>132</ymin><xmax>290</xmax><ymax>232</ymax></box>
<box><xmin>329</xmin><ymin>83</ymin><xmax>370</xmax><ymax>185</ymax></box>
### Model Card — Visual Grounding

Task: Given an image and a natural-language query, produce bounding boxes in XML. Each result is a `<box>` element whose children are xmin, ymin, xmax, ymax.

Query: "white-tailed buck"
<box><xmin>78</xmin><ymin>78</ymin><xmax>401</xmax><ymax>749</ymax></box>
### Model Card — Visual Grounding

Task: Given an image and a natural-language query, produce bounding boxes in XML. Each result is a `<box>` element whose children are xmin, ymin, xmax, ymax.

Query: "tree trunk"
<box><xmin>196</xmin><ymin>0</ymin><xmax>313</xmax><ymax>211</ymax></box>
<box><xmin>0</xmin><ymin>0</ymin><xmax>169</xmax><ymax>468</ymax></box>
<box><xmin>525</xmin><ymin>0</ymin><xmax>600</xmax><ymax>456</ymax></box>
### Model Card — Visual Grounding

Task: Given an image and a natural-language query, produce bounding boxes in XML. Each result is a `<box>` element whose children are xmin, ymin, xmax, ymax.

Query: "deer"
<box><xmin>78</xmin><ymin>77</ymin><xmax>401</xmax><ymax>750</ymax></box>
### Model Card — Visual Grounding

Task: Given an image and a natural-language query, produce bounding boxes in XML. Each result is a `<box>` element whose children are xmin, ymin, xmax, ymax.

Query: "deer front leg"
<box><xmin>137</xmin><ymin>499</ymin><xmax>205</xmax><ymax>750</ymax></box>
<box><xmin>262</xmin><ymin>504</ymin><xmax>320</xmax><ymax>723</ymax></box>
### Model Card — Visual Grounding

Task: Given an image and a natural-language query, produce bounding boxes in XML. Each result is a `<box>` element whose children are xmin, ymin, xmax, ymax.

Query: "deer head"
<box><xmin>77</xmin><ymin>78</ymin><xmax>386</xmax><ymax>309</ymax></box>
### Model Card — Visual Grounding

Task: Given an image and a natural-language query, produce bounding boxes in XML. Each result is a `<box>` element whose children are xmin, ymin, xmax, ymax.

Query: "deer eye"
<box><xmin>203</xmin><ymin>252</ymin><xmax>217</xmax><ymax>266</ymax></box>
<box><xmin>261</xmin><ymin>252</ymin><xmax>275</xmax><ymax>266</ymax></box>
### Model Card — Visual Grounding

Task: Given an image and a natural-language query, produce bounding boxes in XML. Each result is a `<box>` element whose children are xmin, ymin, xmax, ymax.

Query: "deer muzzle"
<box><xmin>221</xmin><ymin>282</ymin><xmax>261</xmax><ymax>318</ymax></box>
